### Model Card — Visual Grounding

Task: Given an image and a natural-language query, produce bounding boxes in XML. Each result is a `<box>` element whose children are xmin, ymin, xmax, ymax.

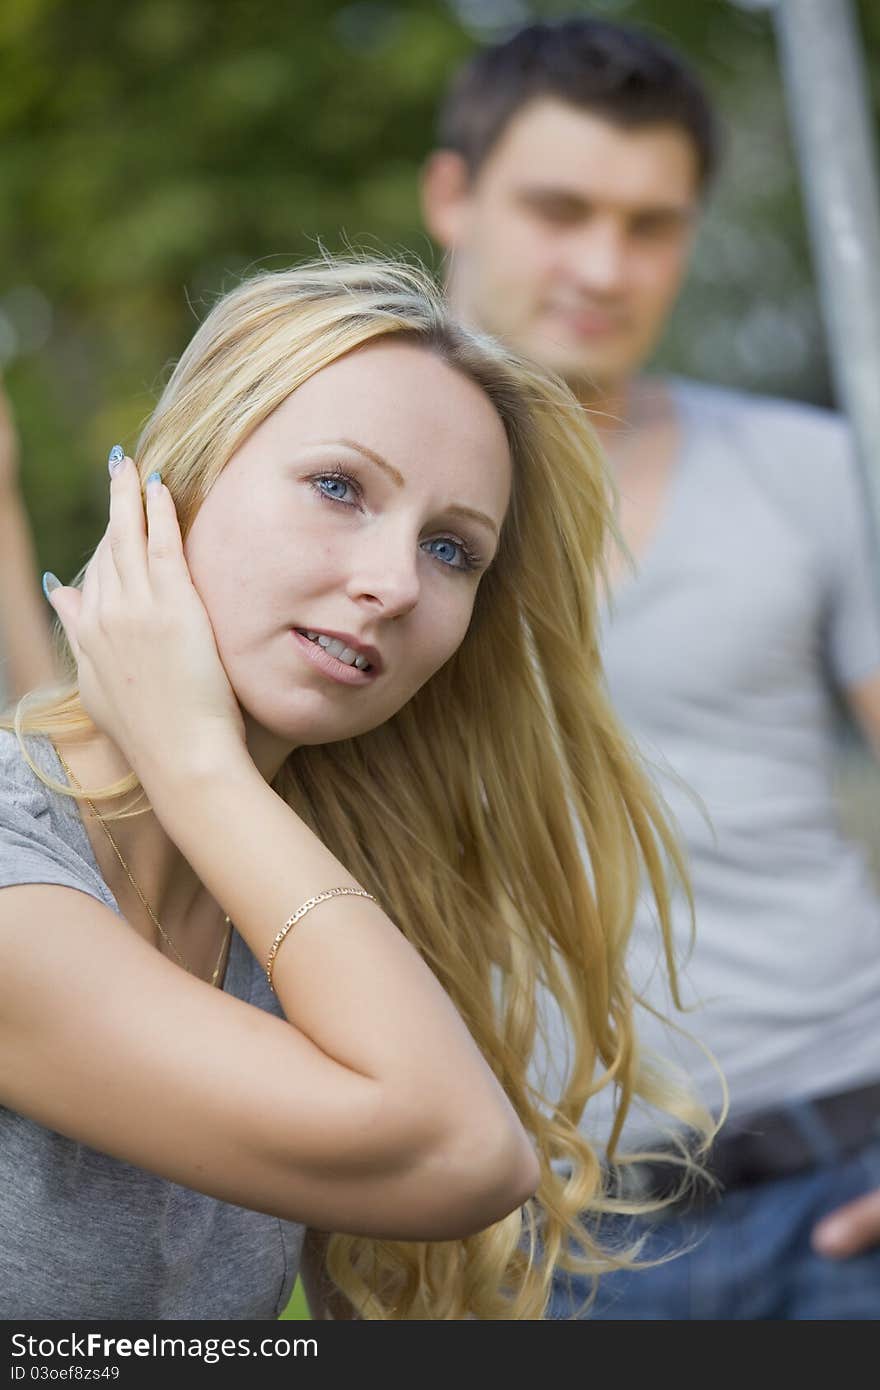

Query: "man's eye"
<box><xmin>534</xmin><ymin>201</ymin><xmax>580</xmax><ymax>224</ymax></box>
<box><xmin>632</xmin><ymin>216</ymin><xmax>679</xmax><ymax>239</ymax></box>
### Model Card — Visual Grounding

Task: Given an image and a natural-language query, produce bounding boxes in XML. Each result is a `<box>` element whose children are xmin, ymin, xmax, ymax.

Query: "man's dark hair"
<box><xmin>437</xmin><ymin>18</ymin><xmax>719</xmax><ymax>189</ymax></box>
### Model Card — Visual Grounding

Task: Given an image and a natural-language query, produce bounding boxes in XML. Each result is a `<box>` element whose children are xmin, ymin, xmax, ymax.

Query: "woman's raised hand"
<box><xmin>46</xmin><ymin>451</ymin><xmax>246</xmax><ymax>779</ymax></box>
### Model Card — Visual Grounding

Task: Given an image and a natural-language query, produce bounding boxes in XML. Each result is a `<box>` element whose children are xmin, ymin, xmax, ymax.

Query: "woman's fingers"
<box><xmin>77</xmin><ymin>535</ymin><xmax>118</xmax><ymax>635</ymax></box>
<box><xmin>45</xmin><ymin>442</ymin><xmax>144</xmax><ymax>679</ymax></box>
<box><xmin>106</xmin><ymin>450</ymin><xmax>149</xmax><ymax>595</ymax></box>
<box><xmin>144</xmin><ymin>473</ymin><xmax>191</xmax><ymax>592</ymax></box>
<box><xmin>96</xmin><ymin>529</ymin><xmax>122</xmax><ymax>595</ymax></box>
<box><xmin>70</xmin><ymin>466</ymin><xmax>195</xmax><ymax>648</ymax></box>
<box><xmin>44</xmin><ymin>455</ymin><xmax>243</xmax><ymax>764</ymax></box>
<box><xmin>43</xmin><ymin>576</ymin><xmax>82</xmax><ymax>661</ymax></box>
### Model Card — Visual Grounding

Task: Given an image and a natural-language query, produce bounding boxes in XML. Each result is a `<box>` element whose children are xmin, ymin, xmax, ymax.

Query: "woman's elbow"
<box><xmin>424</xmin><ymin>1112</ymin><xmax>540</xmax><ymax>1239</ymax></box>
<box><xmin>474</xmin><ymin>1120</ymin><xmax>541</xmax><ymax>1225</ymax></box>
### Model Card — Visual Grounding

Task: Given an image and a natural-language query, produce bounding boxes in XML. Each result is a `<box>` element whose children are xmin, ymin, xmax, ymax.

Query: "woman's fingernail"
<box><xmin>108</xmin><ymin>444</ymin><xmax>125</xmax><ymax>476</ymax></box>
<box><xmin>146</xmin><ymin>470</ymin><xmax>162</xmax><ymax>494</ymax></box>
<box><xmin>41</xmin><ymin>571</ymin><xmax>61</xmax><ymax>601</ymax></box>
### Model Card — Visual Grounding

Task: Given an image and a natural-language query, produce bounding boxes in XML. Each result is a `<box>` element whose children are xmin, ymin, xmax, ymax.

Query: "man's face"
<box><xmin>426</xmin><ymin>100</ymin><xmax>701</xmax><ymax>393</ymax></box>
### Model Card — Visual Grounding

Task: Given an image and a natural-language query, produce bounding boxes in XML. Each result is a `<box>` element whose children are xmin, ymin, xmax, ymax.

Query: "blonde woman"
<box><xmin>0</xmin><ymin>260</ymin><xmax>708</xmax><ymax>1320</ymax></box>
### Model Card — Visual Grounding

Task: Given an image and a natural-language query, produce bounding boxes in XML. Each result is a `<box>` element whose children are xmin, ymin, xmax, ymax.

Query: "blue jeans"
<box><xmin>549</xmin><ymin>1136</ymin><xmax>880</xmax><ymax>1319</ymax></box>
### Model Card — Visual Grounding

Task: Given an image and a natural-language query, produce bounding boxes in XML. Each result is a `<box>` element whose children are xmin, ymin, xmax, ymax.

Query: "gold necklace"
<box><xmin>54</xmin><ymin>745</ymin><xmax>231</xmax><ymax>988</ymax></box>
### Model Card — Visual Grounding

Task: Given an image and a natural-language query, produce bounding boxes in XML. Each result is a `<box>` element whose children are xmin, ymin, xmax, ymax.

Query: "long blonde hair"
<box><xmin>8</xmin><ymin>259</ymin><xmax>714</xmax><ymax>1317</ymax></box>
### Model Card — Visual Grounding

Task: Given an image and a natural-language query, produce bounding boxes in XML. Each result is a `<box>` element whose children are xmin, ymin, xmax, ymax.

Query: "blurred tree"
<box><xmin>0</xmin><ymin>0</ymin><xmax>877</xmax><ymax>576</ymax></box>
<box><xmin>0</xmin><ymin>0</ymin><xmax>469</xmax><ymax>574</ymax></box>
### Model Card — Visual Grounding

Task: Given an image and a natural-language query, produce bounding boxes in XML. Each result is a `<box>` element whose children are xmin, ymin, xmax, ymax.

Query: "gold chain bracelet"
<box><xmin>266</xmin><ymin>887</ymin><xmax>377</xmax><ymax>991</ymax></box>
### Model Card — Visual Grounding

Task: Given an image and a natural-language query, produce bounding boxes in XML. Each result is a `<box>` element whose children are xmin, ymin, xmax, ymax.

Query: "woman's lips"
<box><xmin>291</xmin><ymin>629</ymin><xmax>378</xmax><ymax>686</ymax></box>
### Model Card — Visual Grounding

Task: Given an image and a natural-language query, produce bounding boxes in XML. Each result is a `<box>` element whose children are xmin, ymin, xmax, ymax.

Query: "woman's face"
<box><xmin>185</xmin><ymin>338</ymin><xmax>512</xmax><ymax>763</ymax></box>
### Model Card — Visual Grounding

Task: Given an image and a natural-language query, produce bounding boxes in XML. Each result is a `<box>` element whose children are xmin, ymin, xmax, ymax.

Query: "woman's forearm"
<box><xmin>0</xmin><ymin>488</ymin><xmax>57</xmax><ymax>697</ymax></box>
<box><xmin>141</xmin><ymin>747</ymin><xmax>538</xmax><ymax>1197</ymax></box>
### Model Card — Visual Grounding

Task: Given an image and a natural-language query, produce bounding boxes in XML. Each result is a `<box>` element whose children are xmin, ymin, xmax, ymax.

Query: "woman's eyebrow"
<box><xmin>445</xmin><ymin>504</ymin><xmax>498</xmax><ymax>538</ymax></box>
<box><xmin>317</xmin><ymin>438</ymin><xmax>499</xmax><ymax>538</ymax></box>
<box><xmin>331</xmin><ymin>438</ymin><xmax>405</xmax><ymax>487</ymax></box>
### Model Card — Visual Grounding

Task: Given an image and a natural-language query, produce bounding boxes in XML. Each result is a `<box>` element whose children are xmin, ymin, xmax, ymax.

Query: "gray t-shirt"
<box><xmin>0</xmin><ymin>730</ymin><xmax>305</xmax><ymax>1318</ymax></box>
<box><xmin>544</xmin><ymin>380</ymin><xmax>880</xmax><ymax>1149</ymax></box>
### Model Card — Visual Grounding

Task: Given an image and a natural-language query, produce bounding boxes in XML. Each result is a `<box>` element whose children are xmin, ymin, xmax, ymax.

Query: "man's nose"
<box><xmin>567</xmin><ymin>220</ymin><xmax>629</xmax><ymax>294</ymax></box>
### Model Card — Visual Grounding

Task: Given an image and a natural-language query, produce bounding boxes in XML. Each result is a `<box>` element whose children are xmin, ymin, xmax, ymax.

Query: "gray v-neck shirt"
<box><xmin>538</xmin><ymin>379</ymin><xmax>880</xmax><ymax>1148</ymax></box>
<box><xmin>0</xmin><ymin>730</ymin><xmax>304</xmax><ymax>1318</ymax></box>
<box><xmin>606</xmin><ymin>380</ymin><xmax>880</xmax><ymax>1141</ymax></box>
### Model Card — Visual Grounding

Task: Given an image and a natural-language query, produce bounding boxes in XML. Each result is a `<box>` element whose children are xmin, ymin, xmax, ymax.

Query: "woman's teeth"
<box><xmin>301</xmin><ymin>630</ymin><xmax>372</xmax><ymax>670</ymax></box>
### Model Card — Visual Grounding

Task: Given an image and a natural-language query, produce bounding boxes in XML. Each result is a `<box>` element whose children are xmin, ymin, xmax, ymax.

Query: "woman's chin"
<box><xmin>240</xmin><ymin>699</ymin><xmax>379</xmax><ymax>761</ymax></box>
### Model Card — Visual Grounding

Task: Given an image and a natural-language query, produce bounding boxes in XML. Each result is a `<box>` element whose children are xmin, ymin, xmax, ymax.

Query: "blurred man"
<box><xmin>0</xmin><ymin>381</ymin><xmax>56</xmax><ymax>703</ymax></box>
<box><xmin>421</xmin><ymin>18</ymin><xmax>880</xmax><ymax>1318</ymax></box>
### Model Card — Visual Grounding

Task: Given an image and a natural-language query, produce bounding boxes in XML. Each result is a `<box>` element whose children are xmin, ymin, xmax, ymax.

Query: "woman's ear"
<box><xmin>419</xmin><ymin>150</ymin><xmax>473</xmax><ymax>251</ymax></box>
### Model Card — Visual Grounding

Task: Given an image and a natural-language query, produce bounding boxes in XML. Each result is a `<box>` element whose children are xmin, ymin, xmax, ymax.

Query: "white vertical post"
<box><xmin>774</xmin><ymin>0</ymin><xmax>880</xmax><ymax>572</ymax></box>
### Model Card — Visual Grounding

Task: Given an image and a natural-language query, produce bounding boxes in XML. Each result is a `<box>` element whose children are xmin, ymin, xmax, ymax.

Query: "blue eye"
<box><xmin>311</xmin><ymin>470</ymin><xmax>481</xmax><ymax>572</ymax></box>
<box><xmin>314</xmin><ymin>473</ymin><xmax>356</xmax><ymax>504</ymax></box>
<box><xmin>426</xmin><ymin>538</ymin><xmax>460</xmax><ymax>567</ymax></box>
<box><xmin>422</xmin><ymin>537</ymin><xmax>479</xmax><ymax>572</ymax></box>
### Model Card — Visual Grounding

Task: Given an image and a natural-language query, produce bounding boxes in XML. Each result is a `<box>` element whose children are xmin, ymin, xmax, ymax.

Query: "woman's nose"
<box><xmin>345</xmin><ymin>535</ymin><xmax>421</xmax><ymax>618</ymax></box>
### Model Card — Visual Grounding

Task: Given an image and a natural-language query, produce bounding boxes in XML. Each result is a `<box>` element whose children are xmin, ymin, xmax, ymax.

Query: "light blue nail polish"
<box><xmin>42</xmin><ymin>572</ymin><xmax>60</xmax><ymax>600</ymax></box>
<box><xmin>108</xmin><ymin>444</ymin><xmax>125</xmax><ymax>476</ymax></box>
<box><xmin>146</xmin><ymin>471</ymin><xmax>162</xmax><ymax>490</ymax></box>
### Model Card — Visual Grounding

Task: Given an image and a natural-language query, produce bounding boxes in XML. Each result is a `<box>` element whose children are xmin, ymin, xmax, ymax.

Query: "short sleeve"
<box><xmin>732</xmin><ymin>395</ymin><xmax>880</xmax><ymax>690</ymax></box>
<box><xmin>0</xmin><ymin>803</ymin><xmax>111</xmax><ymax>910</ymax></box>
<box><xmin>815</xmin><ymin>428</ymin><xmax>880</xmax><ymax>688</ymax></box>
<box><xmin>0</xmin><ymin>733</ymin><xmax>116</xmax><ymax>911</ymax></box>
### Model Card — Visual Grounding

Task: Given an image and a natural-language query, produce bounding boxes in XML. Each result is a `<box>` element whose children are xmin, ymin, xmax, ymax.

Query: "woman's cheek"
<box><xmin>419</xmin><ymin>606</ymin><xmax>473</xmax><ymax>684</ymax></box>
<box><xmin>294</xmin><ymin>527</ymin><xmax>345</xmax><ymax>582</ymax></box>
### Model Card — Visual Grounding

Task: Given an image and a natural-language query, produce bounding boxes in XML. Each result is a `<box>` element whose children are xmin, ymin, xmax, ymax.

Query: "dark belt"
<box><xmin>633</xmin><ymin>1079</ymin><xmax>880</xmax><ymax>1206</ymax></box>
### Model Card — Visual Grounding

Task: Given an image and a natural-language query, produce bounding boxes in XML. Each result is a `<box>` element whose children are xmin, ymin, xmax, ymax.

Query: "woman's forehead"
<box><xmin>267</xmin><ymin>340</ymin><xmax>512</xmax><ymax>497</ymax></box>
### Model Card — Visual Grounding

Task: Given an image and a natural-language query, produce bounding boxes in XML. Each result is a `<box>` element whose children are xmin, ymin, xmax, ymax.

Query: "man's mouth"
<box><xmin>547</xmin><ymin>305</ymin><xmax>624</xmax><ymax>335</ymax></box>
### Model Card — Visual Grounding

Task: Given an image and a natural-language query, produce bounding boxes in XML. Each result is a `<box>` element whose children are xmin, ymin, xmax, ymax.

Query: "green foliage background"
<box><xmin>1</xmin><ymin>0</ymin><xmax>878</xmax><ymax>581</ymax></box>
<box><xmin>2</xmin><ymin>0</ymin><xmax>878</xmax><ymax>1323</ymax></box>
